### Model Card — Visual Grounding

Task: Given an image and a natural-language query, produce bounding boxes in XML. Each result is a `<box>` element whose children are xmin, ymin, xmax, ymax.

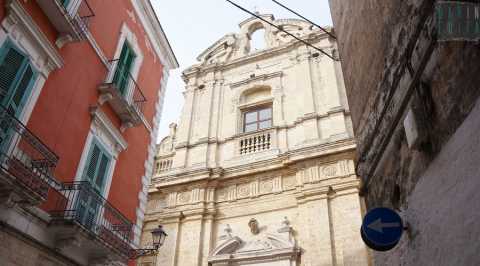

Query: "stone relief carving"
<box><xmin>260</xmin><ymin>178</ymin><xmax>274</xmax><ymax>193</ymax></box>
<box><xmin>248</xmin><ymin>218</ymin><xmax>260</xmax><ymax>235</ymax></box>
<box><xmin>177</xmin><ymin>191</ymin><xmax>191</xmax><ymax>204</ymax></box>
<box><xmin>209</xmin><ymin>217</ymin><xmax>299</xmax><ymax>266</ymax></box>
<box><xmin>322</xmin><ymin>164</ymin><xmax>337</xmax><ymax>177</ymax></box>
<box><xmin>216</xmin><ymin>187</ymin><xmax>228</xmax><ymax>201</ymax></box>
<box><xmin>219</xmin><ymin>224</ymin><xmax>233</xmax><ymax>241</ymax></box>
<box><xmin>283</xmin><ymin>175</ymin><xmax>296</xmax><ymax>189</ymax></box>
<box><xmin>237</xmin><ymin>183</ymin><xmax>250</xmax><ymax>198</ymax></box>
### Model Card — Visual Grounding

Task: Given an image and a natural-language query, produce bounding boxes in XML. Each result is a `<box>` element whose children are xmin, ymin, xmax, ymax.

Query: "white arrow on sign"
<box><xmin>367</xmin><ymin>218</ymin><xmax>401</xmax><ymax>233</ymax></box>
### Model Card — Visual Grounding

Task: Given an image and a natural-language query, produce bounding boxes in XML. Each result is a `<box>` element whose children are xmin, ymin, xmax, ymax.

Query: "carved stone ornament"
<box><xmin>248</xmin><ymin>218</ymin><xmax>260</xmax><ymax>235</ymax></box>
<box><xmin>322</xmin><ymin>165</ymin><xmax>337</xmax><ymax>177</ymax></box>
<box><xmin>208</xmin><ymin>220</ymin><xmax>299</xmax><ymax>266</ymax></box>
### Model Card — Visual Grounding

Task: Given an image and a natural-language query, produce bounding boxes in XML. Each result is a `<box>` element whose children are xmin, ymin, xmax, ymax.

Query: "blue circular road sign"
<box><xmin>361</xmin><ymin>207</ymin><xmax>404</xmax><ymax>251</ymax></box>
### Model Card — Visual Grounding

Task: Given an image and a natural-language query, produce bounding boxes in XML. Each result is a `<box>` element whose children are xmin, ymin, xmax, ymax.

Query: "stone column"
<box><xmin>296</xmin><ymin>193</ymin><xmax>334</xmax><ymax>266</ymax></box>
<box><xmin>322</xmin><ymin>51</ymin><xmax>343</xmax><ymax>110</ymax></box>
<box><xmin>295</xmin><ymin>49</ymin><xmax>316</xmax><ymax>116</ymax></box>
<box><xmin>200</xmin><ymin>212</ymin><xmax>216</xmax><ymax>266</ymax></box>
<box><xmin>173</xmin><ymin>87</ymin><xmax>195</xmax><ymax>168</ymax></box>
<box><xmin>176</xmin><ymin>209</ymin><xmax>207</xmax><ymax>266</ymax></box>
<box><xmin>156</xmin><ymin>212</ymin><xmax>183</xmax><ymax>266</ymax></box>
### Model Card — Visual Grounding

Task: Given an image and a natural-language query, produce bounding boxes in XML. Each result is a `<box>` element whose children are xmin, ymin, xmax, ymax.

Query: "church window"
<box><xmin>243</xmin><ymin>105</ymin><xmax>272</xmax><ymax>133</ymax></box>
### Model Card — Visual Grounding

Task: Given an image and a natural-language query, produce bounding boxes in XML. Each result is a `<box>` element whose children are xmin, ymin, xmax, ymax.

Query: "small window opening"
<box><xmin>250</xmin><ymin>28</ymin><xmax>267</xmax><ymax>52</ymax></box>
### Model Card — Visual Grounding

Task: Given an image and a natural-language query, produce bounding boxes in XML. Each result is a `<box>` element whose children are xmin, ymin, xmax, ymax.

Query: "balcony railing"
<box><xmin>37</xmin><ymin>0</ymin><xmax>95</xmax><ymax>42</ymax></box>
<box><xmin>155</xmin><ymin>158</ymin><xmax>172</xmax><ymax>175</ymax></box>
<box><xmin>48</xmin><ymin>182</ymin><xmax>133</xmax><ymax>259</ymax></box>
<box><xmin>67</xmin><ymin>0</ymin><xmax>95</xmax><ymax>40</ymax></box>
<box><xmin>98</xmin><ymin>59</ymin><xmax>147</xmax><ymax>128</ymax></box>
<box><xmin>0</xmin><ymin>105</ymin><xmax>59</xmax><ymax>201</ymax></box>
<box><xmin>239</xmin><ymin>129</ymin><xmax>273</xmax><ymax>155</ymax></box>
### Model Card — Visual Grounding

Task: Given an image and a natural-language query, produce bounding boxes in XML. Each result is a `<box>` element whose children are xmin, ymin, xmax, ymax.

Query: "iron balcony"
<box><xmin>47</xmin><ymin>181</ymin><xmax>134</xmax><ymax>263</ymax></box>
<box><xmin>98</xmin><ymin>59</ymin><xmax>147</xmax><ymax>130</ymax></box>
<box><xmin>36</xmin><ymin>0</ymin><xmax>94</xmax><ymax>42</ymax></box>
<box><xmin>0</xmin><ymin>104</ymin><xmax>59</xmax><ymax>204</ymax></box>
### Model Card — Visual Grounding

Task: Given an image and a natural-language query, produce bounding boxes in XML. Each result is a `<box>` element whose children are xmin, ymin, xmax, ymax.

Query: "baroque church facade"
<box><xmin>141</xmin><ymin>14</ymin><xmax>370</xmax><ymax>266</ymax></box>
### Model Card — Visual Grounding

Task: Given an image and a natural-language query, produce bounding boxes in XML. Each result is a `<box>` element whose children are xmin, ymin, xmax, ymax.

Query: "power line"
<box><xmin>271</xmin><ymin>0</ymin><xmax>336</xmax><ymax>40</ymax></box>
<box><xmin>224</xmin><ymin>0</ymin><xmax>339</xmax><ymax>61</ymax></box>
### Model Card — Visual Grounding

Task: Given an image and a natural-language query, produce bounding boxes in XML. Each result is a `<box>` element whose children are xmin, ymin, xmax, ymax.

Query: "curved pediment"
<box><xmin>197</xmin><ymin>34</ymin><xmax>237</xmax><ymax>64</ymax></box>
<box><xmin>156</xmin><ymin>123</ymin><xmax>176</xmax><ymax>156</ymax></box>
<box><xmin>194</xmin><ymin>14</ymin><xmax>330</xmax><ymax>66</ymax></box>
<box><xmin>209</xmin><ymin>233</ymin><xmax>298</xmax><ymax>265</ymax></box>
<box><xmin>209</xmin><ymin>236</ymin><xmax>243</xmax><ymax>256</ymax></box>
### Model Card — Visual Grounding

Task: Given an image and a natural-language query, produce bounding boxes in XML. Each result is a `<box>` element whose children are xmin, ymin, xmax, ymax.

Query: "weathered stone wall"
<box><xmin>329</xmin><ymin>0</ymin><xmax>480</xmax><ymax>265</ymax></box>
<box><xmin>0</xmin><ymin>227</ymin><xmax>75</xmax><ymax>266</ymax></box>
<box><xmin>143</xmin><ymin>153</ymin><xmax>370</xmax><ymax>266</ymax></box>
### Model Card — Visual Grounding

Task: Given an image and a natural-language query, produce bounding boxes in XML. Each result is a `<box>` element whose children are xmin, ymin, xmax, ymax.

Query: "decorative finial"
<box><xmin>225</xmin><ymin>224</ymin><xmax>232</xmax><ymax>236</ymax></box>
<box><xmin>282</xmin><ymin>216</ymin><xmax>290</xmax><ymax>227</ymax></box>
<box><xmin>253</xmin><ymin>5</ymin><xmax>260</xmax><ymax>15</ymax></box>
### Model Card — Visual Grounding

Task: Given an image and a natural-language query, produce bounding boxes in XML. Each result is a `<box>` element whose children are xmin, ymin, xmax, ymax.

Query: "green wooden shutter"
<box><xmin>95</xmin><ymin>153</ymin><xmax>109</xmax><ymax>188</ymax></box>
<box><xmin>77</xmin><ymin>140</ymin><xmax>112</xmax><ymax>229</ymax></box>
<box><xmin>113</xmin><ymin>42</ymin><xmax>135</xmax><ymax>96</ymax></box>
<box><xmin>0</xmin><ymin>44</ymin><xmax>26</xmax><ymax>104</ymax></box>
<box><xmin>83</xmin><ymin>140</ymin><xmax>111</xmax><ymax>194</ymax></box>
<box><xmin>0</xmin><ymin>40</ymin><xmax>37</xmax><ymax>149</ymax></box>
<box><xmin>84</xmin><ymin>144</ymin><xmax>101</xmax><ymax>183</ymax></box>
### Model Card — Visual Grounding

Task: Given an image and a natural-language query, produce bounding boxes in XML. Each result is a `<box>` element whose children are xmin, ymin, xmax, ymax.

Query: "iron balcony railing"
<box><xmin>48</xmin><ymin>182</ymin><xmax>133</xmax><ymax>258</ymax></box>
<box><xmin>60</xmin><ymin>0</ymin><xmax>95</xmax><ymax>40</ymax></box>
<box><xmin>0</xmin><ymin>105</ymin><xmax>59</xmax><ymax>199</ymax></box>
<box><xmin>105</xmin><ymin>59</ymin><xmax>147</xmax><ymax>116</ymax></box>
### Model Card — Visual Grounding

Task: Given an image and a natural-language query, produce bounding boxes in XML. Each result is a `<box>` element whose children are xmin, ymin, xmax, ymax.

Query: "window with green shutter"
<box><xmin>113</xmin><ymin>41</ymin><xmax>136</xmax><ymax>97</ymax></box>
<box><xmin>82</xmin><ymin>139</ymin><xmax>112</xmax><ymax>194</ymax></box>
<box><xmin>76</xmin><ymin>138</ymin><xmax>112</xmax><ymax>228</ymax></box>
<box><xmin>0</xmin><ymin>40</ymin><xmax>37</xmax><ymax>149</ymax></box>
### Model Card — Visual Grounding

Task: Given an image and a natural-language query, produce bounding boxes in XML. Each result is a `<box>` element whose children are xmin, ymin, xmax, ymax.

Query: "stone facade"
<box><xmin>329</xmin><ymin>0</ymin><xmax>480</xmax><ymax>265</ymax></box>
<box><xmin>143</xmin><ymin>15</ymin><xmax>370</xmax><ymax>266</ymax></box>
<box><xmin>0</xmin><ymin>227</ymin><xmax>75</xmax><ymax>266</ymax></box>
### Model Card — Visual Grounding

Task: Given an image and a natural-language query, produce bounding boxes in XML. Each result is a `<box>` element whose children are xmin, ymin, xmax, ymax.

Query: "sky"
<box><xmin>151</xmin><ymin>0</ymin><xmax>333</xmax><ymax>142</ymax></box>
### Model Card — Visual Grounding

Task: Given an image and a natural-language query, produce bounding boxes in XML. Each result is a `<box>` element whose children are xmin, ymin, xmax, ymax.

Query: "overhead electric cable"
<box><xmin>271</xmin><ymin>0</ymin><xmax>336</xmax><ymax>39</ymax></box>
<box><xmin>224</xmin><ymin>0</ymin><xmax>339</xmax><ymax>61</ymax></box>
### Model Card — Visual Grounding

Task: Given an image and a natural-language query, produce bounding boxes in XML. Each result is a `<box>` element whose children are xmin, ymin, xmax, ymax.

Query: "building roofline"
<box><xmin>147</xmin><ymin>0</ymin><xmax>179</xmax><ymax>68</ymax></box>
<box><xmin>131</xmin><ymin>0</ymin><xmax>179</xmax><ymax>70</ymax></box>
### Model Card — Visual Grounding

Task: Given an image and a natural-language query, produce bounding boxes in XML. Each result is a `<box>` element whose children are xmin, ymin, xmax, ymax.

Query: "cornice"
<box><xmin>130</xmin><ymin>0</ymin><xmax>179</xmax><ymax>70</ymax></box>
<box><xmin>230</xmin><ymin>71</ymin><xmax>283</xmax><ymax>88</ymax></box>
<box><xmin>151</xmin><ymin>139</ymin><xmax>357</xmax><ymax>188</ymax></box>
<box><xmin>183</xmin><ymin>30</ymin><xmax>331</xmax><ymax>78</ymax></box>
<box><xmin>89</xmin><ymin>106</ymin><xmax>128</xmax><ymax>152</ymax></box>
<box><xmin>295</xmin><ymin>179</ymin><xmax>360</xmax><ymax>204</ymax></box>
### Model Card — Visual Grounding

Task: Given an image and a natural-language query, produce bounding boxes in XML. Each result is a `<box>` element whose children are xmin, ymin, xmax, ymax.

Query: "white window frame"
<box><xmin>74</xmin><ymin>122</ymin><xmax>121</xmax><ymax>198</ymax></box>
<box><xmin>0</xmin><ymin>1</ymin><xmax>64</xmax><ymax>126</ymax></box>
<box><xmin>106</xmin><ymin>23</ymin><xmax>144</xmax><ymax>105</ymax></box>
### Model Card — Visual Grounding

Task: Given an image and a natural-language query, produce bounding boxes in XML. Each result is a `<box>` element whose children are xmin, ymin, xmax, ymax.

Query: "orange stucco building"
<box><xmin>0</xmin><ymin>0</ymin><xmax>177</xmax><ymax>265</ymax></box>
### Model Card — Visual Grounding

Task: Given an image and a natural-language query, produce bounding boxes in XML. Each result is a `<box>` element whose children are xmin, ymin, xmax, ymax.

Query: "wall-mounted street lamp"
<box><xmin>130</xmin><ymin>225</ymin><xmax>168</xmax><ymax>259</ymax></box>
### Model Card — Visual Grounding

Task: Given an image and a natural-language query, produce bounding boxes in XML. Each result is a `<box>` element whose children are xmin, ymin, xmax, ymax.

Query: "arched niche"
<box><xmin>239</xmin><ymin>85</ymin><xmax>272</xmax><ymax>105</ymax></box>
<box><xmin>248</xmin><ymin>22</ymin><xmax>267</xmax><ymax>52</ymax></box>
